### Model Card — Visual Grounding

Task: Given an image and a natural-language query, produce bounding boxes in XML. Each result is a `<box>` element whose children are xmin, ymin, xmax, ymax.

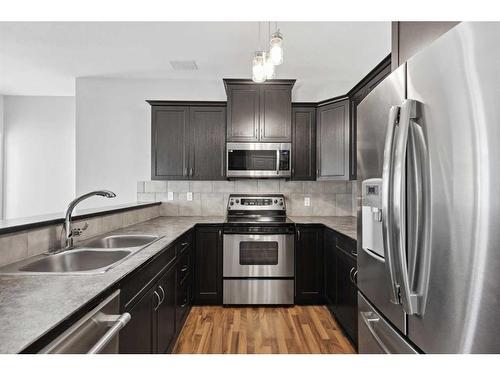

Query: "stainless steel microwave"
<box><xmin>226</xmin><ymin>142</ymin><xmax>291</xmax><ymax>178</ymax></box>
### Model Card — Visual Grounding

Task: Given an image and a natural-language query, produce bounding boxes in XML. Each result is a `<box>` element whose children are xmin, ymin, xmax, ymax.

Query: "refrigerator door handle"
<box><xmin>381</xmin><ymin>105</ymin><xmax>400</xmax><ymax>304</ymax></box>
<box><xmin>393</xmin><ymin>99</ymin><xmax>420</xmax><ymax>315</ymax></box>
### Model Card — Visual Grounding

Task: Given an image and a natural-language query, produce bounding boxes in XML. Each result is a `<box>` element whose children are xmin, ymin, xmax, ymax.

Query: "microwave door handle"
<box><xmin>276</xmin><ymin>149</ymin><xmax>280</xmax><ymax>175</ymax></box>
<box><xmin>382</xmin><ymin>105</ymin><xmax>400</xmax><ymax>305</ymax></box>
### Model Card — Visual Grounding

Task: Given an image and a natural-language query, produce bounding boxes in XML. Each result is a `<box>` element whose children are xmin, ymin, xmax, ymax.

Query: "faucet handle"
<box><xmin>72</xmin><ymin>222</ymin><xmax>89</xmax><ymax>237</ymax></box>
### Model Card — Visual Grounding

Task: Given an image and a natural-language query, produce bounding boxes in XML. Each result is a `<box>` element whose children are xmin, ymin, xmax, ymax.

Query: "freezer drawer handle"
<box><xmin>87</xmin><ymin>312</ymin><xmax>131</xmax><ymax>354</ymax></box>
<box><xmin>360</xmin><ymin>311</ymin><xmax>390</xmax><ymax>354</ymax></box>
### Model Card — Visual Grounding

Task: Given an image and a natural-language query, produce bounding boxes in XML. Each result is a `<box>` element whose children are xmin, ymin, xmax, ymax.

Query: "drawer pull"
<box><xmin>181</xmin><ymin>266</ymin><xmax>189</xmax><ymax>273</ymax></box>
<box><xmin>180</xmin><ymin>299</ymin><xmax>188</xmax><ymax>308</ymax></box>
<box><xmin>180</xmin><ymin>242</ymin><xmax>189</xmax><ymax>247</ymax></box>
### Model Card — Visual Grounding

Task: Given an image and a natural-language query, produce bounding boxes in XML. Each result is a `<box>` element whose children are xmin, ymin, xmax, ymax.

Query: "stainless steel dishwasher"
<box><xmin>40</xmin><ymin>290</ymin><xmax>130</xmax><ymax>354</ymax></box>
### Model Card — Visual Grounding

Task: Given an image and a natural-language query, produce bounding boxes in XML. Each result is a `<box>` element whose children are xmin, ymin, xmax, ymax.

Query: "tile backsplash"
<box><xmin>0</xmin><ymin>205</ymin><xmax>160</xmax><ymax>268</ymax></box>
<box><xmin>138</xmin><ymin>180</ymin><xmax>357</xmax><ymax>217</ymax></box>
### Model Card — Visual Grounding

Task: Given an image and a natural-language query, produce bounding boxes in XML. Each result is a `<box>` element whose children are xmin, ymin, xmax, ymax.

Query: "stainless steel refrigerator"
<box><xmin>356</xmin><ymin>22</ymin><xmax>500</xmax><ymax>354</ymax></box>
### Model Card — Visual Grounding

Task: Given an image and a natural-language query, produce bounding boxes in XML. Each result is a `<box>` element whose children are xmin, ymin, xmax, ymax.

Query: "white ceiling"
<box><xmin>0</xmin><ymin>22</ymin><xmax>391</xmax><ymax>101</ymax></box>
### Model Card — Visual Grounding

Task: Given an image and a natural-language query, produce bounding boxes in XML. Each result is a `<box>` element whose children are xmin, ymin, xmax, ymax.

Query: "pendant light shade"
<box><xmin>252</xmin><ymin>51</ymin><xmax>266</xmax><ymax>83</ymax></box>
<box><xmin>263</xmin><ymin>52</ymin><xmax>275</xmax><ymax>79</ymax></box>
<box><xmin>269</xmin><ymin>31</ymin><xmax>284</xmax><ymax>66</ymax></box>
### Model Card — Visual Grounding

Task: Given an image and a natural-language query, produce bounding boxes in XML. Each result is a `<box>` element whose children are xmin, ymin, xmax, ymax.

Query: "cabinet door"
<box><xmin>119</xmin><ymin>286</ymin><xmax>157</xmax><ymax>354</ymax></box>
<box><xmin>335</xmin><ymin>247</ymin><xmax>358</xmax><ymax>346</ymax></box>
<box><xmin>189</xmin><ymin>106</ymin><xmax>226</xmax><ymax>180</ymax></box>
<box><xmin>151</xmin><ymin>106</ymin><xmax>189</xmax><ymax>179</ymax></box>
<box><xmin>226</xmin><ymin>85</ymin><xmax>259</xmax><ymax>142</ymax></box>
<box><xmin>259</xmin><ymin>85</ymin><xmax>292</xmax><ymax>142</ymax></box>
<box><xmin>157</xmin><ymin>268</ymin><xmax>176</xmax><ymax>354</ymax></box>
<box><xmin>194</xmin><ymin>226</ymin><xmax>223</xmax><ymax>305</ymax></box>
<box><xmin>292</xmin><ymin>106</ymin><xmax>316</xmax><ymax>180</ymax></box>
<box><xmin>295</xmin><ymin>226</ymin><xmax>324</xmax><ymax>304</ymax></box>
<box><xmin>316</xmin><ymin>100</ymin><xmax>350</xmax><ymax>180</ymax></box>
<box><xmin>175</xmin><ymin>269</ymin><xmax>191</xmax><ymax>330</ymax></box>
<box><xmin>324</xmin><ymin>229</ymin><xmax>336</xmax><ymax>311</ymax></box>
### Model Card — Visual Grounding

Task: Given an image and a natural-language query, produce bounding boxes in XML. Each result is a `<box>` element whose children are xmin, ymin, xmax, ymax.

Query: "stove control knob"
<box><xmin>229</xmin><ymin>201</ymin><xmax>234</xmax><ymax>206</ymax></box>
<box><xmin>279</xmin><ymin>201</ymin><xmax>284</xmax><ymax>206</ymax></box>
<box><xmin>235</xmin><ymin>199</ymin><xmax>239</xmax><ymax>203</ymax></box>
<box><xmin>274</xmin><ymin>199</ymin><xmax>278</xmax><ymax>204</ymax></box>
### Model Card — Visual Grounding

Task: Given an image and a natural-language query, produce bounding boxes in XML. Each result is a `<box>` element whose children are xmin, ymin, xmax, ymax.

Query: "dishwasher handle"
<box><xmin>87</xmin><ymin>312</ymin><xmax>131</xmax><ymax>354</ymax></box>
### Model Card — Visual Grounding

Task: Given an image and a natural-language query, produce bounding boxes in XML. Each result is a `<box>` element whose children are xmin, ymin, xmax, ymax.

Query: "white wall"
<box><xmin>3</xmin><ymin>96</ymin><xmax>75</xmax><ymax>219</ymax></box>
<box><xmin>75</xmin><ymin>77</ymin><xmax>225</xmax><ymax>208</ymax></box>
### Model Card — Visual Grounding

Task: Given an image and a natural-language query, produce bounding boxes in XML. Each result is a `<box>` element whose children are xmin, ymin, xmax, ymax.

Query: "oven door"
<box><xmin>223</xmin><ymin>234</ymin><xmax>294</xmax><ymax>277</ymax></box>
<box><xmin>226</xmin><ymin>142</ymin><xmax>290</xmax><ymax>178</ymax></box>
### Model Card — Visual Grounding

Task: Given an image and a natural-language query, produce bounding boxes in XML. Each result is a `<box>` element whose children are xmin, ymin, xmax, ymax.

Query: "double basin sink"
<box><xmin>0</xmin><ymin>235</ymin><xmax>160</xmax><ymax>275</ymax></box>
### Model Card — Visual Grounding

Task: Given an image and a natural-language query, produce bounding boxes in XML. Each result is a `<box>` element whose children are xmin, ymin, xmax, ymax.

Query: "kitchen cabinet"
<box><xmin>149</xmin><ymin>102</ymin><xmax>226</xmax><ymax>180</ymax></box>
<box><xmin>335</xmin><ymin>243</ymin><xmax>358</xmax><ymax>347</ymax></box>
<box><xmin>324</xmin><ymin>229</ymin><xmax>336</xmax><ymax>311</ymax></box>
<box><xmin>224</xmin><ymin>79</ymin><xmax>295</xmax><ymax>143</ymax></box>
<box><xmin>119</xmin><ymin>231</ymin><xmax>194</xmax><ymax>354</ymax></box>
<box><xmin>291</xmin><ymin>105</ymin><xmax>316</xmax><ymax>180</ymax></box>
<box><xmin>194</xmin><ymin>225</ymin><xmax>223</xmax><ymax>305</ymax></box>
<box><xmin>316</xmin><ymin>99</ymin><xmax>350</xmax><ymax>180</ymax></box>
<box><xmin>295</xmin><ymin>225</ymin><xmax>324</xmax><ymax>304</ymax></box>
<box><xmin>119</xmin><ymin>285</ymin><xmax>157</xmax><ymax>354</ymax></box>
<box><xmin>348</xmin><ymin>55</ymin><xmax>391</xmax><ymax>180</ymax></box>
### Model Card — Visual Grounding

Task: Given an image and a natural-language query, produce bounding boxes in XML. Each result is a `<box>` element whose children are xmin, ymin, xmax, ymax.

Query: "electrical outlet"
<box><xmin>186</xmin><ymin>192</ymin><xmax>193</xmax><ymax>201</ymax></box>
<box><xmin>304</xmin><ymin>197</ymin><xmax>311</xmax><ymax>207</ymax></box>
<box><xmin>167</xmin><ymin>191</ymin><xmax>174</xmax><ymax>201</ymax></box>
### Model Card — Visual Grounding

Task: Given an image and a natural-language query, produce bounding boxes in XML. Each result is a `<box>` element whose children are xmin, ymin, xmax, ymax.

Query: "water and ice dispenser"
<box><xmin>361</xmin><ymin>178</ymin><xmax>384</xmax><ymax>258</ymax></box>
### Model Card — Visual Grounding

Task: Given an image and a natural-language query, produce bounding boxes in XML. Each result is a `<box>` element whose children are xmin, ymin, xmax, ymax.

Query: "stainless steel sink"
<box><xmin>18</xmin><ymin>249</ymin><xmax>132</xmax><ymax>273</ymax></box>
<box><xmin>0</xmin><ymin>233</ymin><xmax>162</xmax><ymax>275</ymax></box>
<box><xmin>84</xmin><ymin>235</ymin><xmax>159</xmax><ymax>249</ymax></box>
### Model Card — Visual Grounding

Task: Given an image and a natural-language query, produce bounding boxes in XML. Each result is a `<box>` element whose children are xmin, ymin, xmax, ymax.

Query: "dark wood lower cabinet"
<box><xmin>324</xmin><ymin>229</ymin><xmax>337</xmax><ymax>311</ymax></box>
<box><xmin>119</xmin><ymin>231</ymin><xmax>194</xmax><ymax>354</ymax></box>
<box><xmin>193</xmin><ymin>225</ymin><xmax>223</xmax><ymax>305</ymax></box>
<box><xmin>295</xmin><ymin>225</ymin><xmax>324</xmax><ymax>304</ymax></box>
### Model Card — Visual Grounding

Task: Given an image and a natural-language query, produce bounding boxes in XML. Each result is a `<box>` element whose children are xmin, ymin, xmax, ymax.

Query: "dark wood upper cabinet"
<box><xmin>291</xmin><ymin>105</ymin><xmax>316</xmax><ymax>180</ymax></box>
<box><xmin>226</xmin><ymin>84</ymin><xmax>260</xmax><ymax>142</ymax></box>
<box><xmin>189</xmin><ymin>106</ymin><xmax>226</xmax><ymax>180</ymax></box>
<box><xmin>149</xmin><ymin>101</ymin><xmax>226</xmax><ymax>180</ymax></box>
<box><xmin>224</xmin><ymin>79</ymin><xmax>295</xmax><ymax>143</ymax></box>
<box><xmin>151</xmin><ymin>106</ymin><xmax>189</xmax><ymax>180</ymax></box>
<box><xmin>260</xmin><ymin>85</ymin><xmax>292</xmax><ymax>141</ymax></box>
<box><xmin>316</xmin><ymin>99</ymin><xmax>350</xmax><ymax>180</ymax></box>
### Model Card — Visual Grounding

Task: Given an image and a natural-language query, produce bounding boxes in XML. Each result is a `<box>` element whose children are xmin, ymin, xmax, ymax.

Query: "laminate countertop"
<box><xmin>0</xmin><ymin>215</ymin><xmax>356</xmax><ymax>353</ymax></box>
<box><xmin>0</xmin><ymin>216</ymin><xmax>223</xmax><ymax>354</ymax></box>
<box><xmin>289</xmin><ymin>216</ymin><xmax>357</xmax><ymax>240</ymax></box>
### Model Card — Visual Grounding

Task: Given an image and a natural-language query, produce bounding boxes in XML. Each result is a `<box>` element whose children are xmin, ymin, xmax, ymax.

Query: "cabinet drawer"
<box><xmin>176</xmin><ymin>232</ymin><xmax>193</xmax><ymax>255</ymax></box>
<box><xmin>336</xmin><ymin>234</ymin><xmax>357</xmax><ymax>258</ymax></box>
<box><xmin>122</xmin><ymin>244</ymin><xmax>176</xmax><ymax>309</ymax></box>
<box><xmin>177</xmin><ymin>250</ymin><xmax>191</xmax><ymax>283</ymax></box>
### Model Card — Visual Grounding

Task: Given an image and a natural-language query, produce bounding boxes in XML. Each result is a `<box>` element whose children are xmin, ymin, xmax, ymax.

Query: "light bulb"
<box><xmin>252</xmin><ymin>51</ymin><xmax>266</xmax><ymax>83</ymax></box>
<box><xmin>270</xmin><ymin>31</ymin><xmax>283</xmax><ymax>66</ymax></box>
<box><xmin>263</xmin><ymin>52</ymin><xmax>275</xmax><ymax>79</ymax></box>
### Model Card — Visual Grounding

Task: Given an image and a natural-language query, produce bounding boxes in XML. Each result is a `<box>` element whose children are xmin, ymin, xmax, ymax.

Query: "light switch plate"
<box><xmin>304</xmin><ymin>197</ymin><xmax>311</xmax><ymax>207</ymax></box>
<box><xmin>167</xmin><ymin>191</ymin><xmax>174</xmax><ymax>201</ymax></box>
<box><xmin>186</xmin><ymin>192</ymin><xmax>193</xmax><ymax>201</ymax></box>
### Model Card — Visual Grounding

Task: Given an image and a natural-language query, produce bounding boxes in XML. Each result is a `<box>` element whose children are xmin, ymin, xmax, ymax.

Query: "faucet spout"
<box><xmin>58</xmin><ymin>190</ymin><xmax>116</xmax><ymax>253</ymax></box>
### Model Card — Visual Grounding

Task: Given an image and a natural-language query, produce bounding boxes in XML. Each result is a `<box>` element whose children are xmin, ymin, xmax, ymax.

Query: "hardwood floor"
<box><xmin>172</xmin><ymin>306</ymin><xmax>356</xmax><ymax>354</ymax></box>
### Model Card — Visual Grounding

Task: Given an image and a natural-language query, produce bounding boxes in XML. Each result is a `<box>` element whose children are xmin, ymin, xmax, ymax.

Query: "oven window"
<box><xmin>239</xmin><ymin>241</ymin><xmax>279</xmax><ymax>265</ymax></box>
<box><xmin>228</xmin><ymin>150</ymin><xmax>277</xmax><ymax>171</ymax></box>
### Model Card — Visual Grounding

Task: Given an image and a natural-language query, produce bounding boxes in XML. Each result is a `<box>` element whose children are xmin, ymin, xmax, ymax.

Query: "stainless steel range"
<box><xmin>223</xmin><ymin>194</ymin><xmax>295</xmax><ymax>305</ymax></box>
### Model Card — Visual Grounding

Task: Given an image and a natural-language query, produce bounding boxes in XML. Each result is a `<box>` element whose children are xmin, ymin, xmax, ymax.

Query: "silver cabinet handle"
<box><xmin>180</xmin><ymin>298</ymin><xmax>188</xmax><ymax>308</ymax></box>
<box><xmin>381</xmin><ymin>105</ymin><xmax>400</xmax><ymax>305</ymax></box>
<box><xmin>296</xmin><ymin>229</ymin><xmax>300</xmax><ymax>241</ymax></box>
<box><xmin>158</xmin><ymin>286</ymin><xmax>165</xmax><ymax>305</ymax></box>
<box><xmin>360</xmin><ymin>311</ymin><xmax>391</xmax><ymax>354</ymax></box>
<box><xmin>349</xmin><ymin>267</ymin><xmax>356</xmax><ymax>284</ymax></box>
<box><xmin>87</xmin><ymin>312</ymin><xmax>131</xmax><ymax>354</ymax></box>
<box><xmin>153</xmin><ymin>291</ymin><xmax>161</xmax><ymax>311</ymax></box>
<box><xmin>181</xmin><ymin>242</ymin><xmax>189</xmax><ymax>247</ymax></box>
<box><xmin>392</xmin><ymin>99</ymin><xmax>419</xmax><ymax>315</ymax></box>
<box><xmin>181</xmin><ymin>265</ymin><xmax>189</xmax><ymax>272</ymax></box>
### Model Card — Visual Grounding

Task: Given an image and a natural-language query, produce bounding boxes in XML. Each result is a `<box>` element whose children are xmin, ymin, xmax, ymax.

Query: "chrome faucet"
<box><xmin>55</xmin><ymin>190</ymin><xmax>116</xmax><ymax>253</ymax></box>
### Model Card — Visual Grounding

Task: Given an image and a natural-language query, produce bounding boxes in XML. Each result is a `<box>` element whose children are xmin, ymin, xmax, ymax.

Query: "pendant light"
<box><xmin>269</xmin><ymin>29</ymin><xmax>284</xmax><ymax>66</ymax></box>
<box><xmin>252</xmin><ymin>51</ymin><xmax>266</xmax><ymax>83</ymax></box>
<box><xmin>263</xmin><ymin>52</ymin><xmax>275</xmax><ymax>79</ymax></box>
